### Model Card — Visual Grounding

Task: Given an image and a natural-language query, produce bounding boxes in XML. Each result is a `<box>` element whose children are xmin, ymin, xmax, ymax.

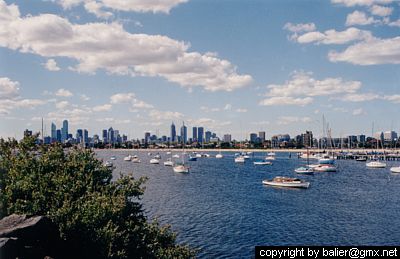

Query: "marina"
<box><xmin>97</xmin><ymin>150</ymin><xmax>400</xmax><ymax>258</ymax></box>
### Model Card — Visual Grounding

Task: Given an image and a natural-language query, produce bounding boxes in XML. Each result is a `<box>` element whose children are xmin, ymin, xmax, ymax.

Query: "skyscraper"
<box><xmin>198</xmin><ymin>127</ymin><xmax>204</xmax><ymax>143</ymax></box>
<box><xmin>102</xmin><ymin>130</ymin><xmax>107</xmax><ymax>143</ymax></box>
<box><xmin>170</xmin><ymin>122</ymin><xmax>176</xmax><ymax>142</ymax></box>
<box><xmin>61</xmin><ymin>119</ymin><xmax>68</xmax><ymax>142</ymax></box>
<box><xmin>108</xmin><ymin>127</ymin><xmax>114</xmax><ymax>144</ymax></box>
<box><xmin>83</xmin><ymin>129</ymin><xmax>88</xmax><ymax>144</ymax></box>
<box><xmin>51</xmin><ymin>122</ymin><xmax>57</xmax><ymax>141</ymax></box>
<box><xmin>56</xmin><ymin>129</ymin><xmax>61</xmax><ymax>142</ymax></box>
<box><xmin>192</xmin><ymin>127</ymin><xmax>197</xmax><ymax>142</ymax></box>
<box><xmin>250</xmin><ymin>133</ymin><xmax>258</xmax><ymax>143</ymax></box>
<box><xmin>205</xmin><ymin>131</ymin><xmax>212</xmax><ymax>143</ymax></box>
<box><xmin>144</xmin><ymin>132</ymin><xmax>151</xmax><ymax>143</ymax></box>
<box><xmin>180</xmin><ymin>122</ymin><xmax>187</xmax><ymax>143</ymax></box>
<box><xmin>259</xmin><ymin>131</ymin><xmax>266</xmax><ymax>142</ymax></box>
<box><xmin>76</xmin><ymin>129</ymin><xmax>83</xmax><ymax>143</ymax></box>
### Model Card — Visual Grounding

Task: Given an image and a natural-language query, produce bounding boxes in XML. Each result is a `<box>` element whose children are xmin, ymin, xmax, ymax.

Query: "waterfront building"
<box><xmin>250</xmin><ymin>133</ymin><xmax>258</xmax><ymax>143</ymax></box>
<box><xmin>144</xmin><ymin>132</ymin><xmax>151</xmax><ymax>144</ymax></box>
<box><xmin>301</xmin><ymin>131</ymin><xmax>313</xmax><ymax>148</ymax></box>
<box><xmin>198</xmin><ymin>127</ymin><xmax>204</xmax><ymax>143</ymax></box>
<box><xmin>384</xmin><ymin>131</ymin><xmax>397</xmax><ymax>142</ymax></box>
<box><xmin>357</xmin><ymin>134</ymin><xmax>366</xmax><ymax>144</ymax></box>
<box><xmin>348</xmin><ymin>135</ymin><xmax>358</xmax><ymax>148</ymax></box>
<box><xmin>205</xmin><ymin>131</ymin><xmax>211</xmax><ymax>143</ymax></box>
<box><xmin>259</xmin><ymin>131</ymin><xmax>266</xmax><ymax>142</ymax></box>
<box><xmin>223</xmin><ymin>134</ymin><xmax>231</xmax><ymax>142</ymax></box>
<box><xmin>180</xmin><ymin>122</ymin><xmax>187</xmax><ymax>143</ymax></box>
<box><xmin>171</xmin><ymin>122</ymin><xmax>176</xmax><ymax>142</ymax></box>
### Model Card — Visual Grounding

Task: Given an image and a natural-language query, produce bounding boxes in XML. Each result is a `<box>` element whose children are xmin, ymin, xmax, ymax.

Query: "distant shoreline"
<box><xmin>94</xmin><ymin>148</ymin><xmax>400</xmax><ymax>153</ymax></box>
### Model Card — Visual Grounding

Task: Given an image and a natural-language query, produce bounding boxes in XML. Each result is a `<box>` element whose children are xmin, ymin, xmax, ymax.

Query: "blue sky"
<box><xmin>0</xmin><ymin>0</ymin><xmax>399</xmax><ymax>140</ymax></box>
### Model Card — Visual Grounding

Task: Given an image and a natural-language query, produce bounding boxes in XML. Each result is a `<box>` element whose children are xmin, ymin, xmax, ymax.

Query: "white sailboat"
<box><xmin>390</xmin><ymin>166</ymin><xmax>400</xmax><ymax>173</ymax></box>
<box><xmin>173</xmin><ymin>122</ymin><xmax>189</xmax><ymax>173</ymax></box>
<box><xmin>366</xmin><ymin>137</ymin><xmax>386</xmax><ymax>168</ymax></box>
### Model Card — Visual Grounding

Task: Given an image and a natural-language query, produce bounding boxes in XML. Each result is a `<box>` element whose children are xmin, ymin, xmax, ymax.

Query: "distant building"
<box><xmin>108</xmin><ymin>127</ymin><xmax>114</xmax><ymax>143</ymax></box>
<box><xmin>102</xmin><ymin>130</ymin><xmax>108</xmax><ymax>143</ymax></box>
<box><xmin>170</xmin><ymin>122</ymin><xmax>176</xmax><ymax>142</ymax></box>
<box><xmin>84</xmin><ymin>129</ymin><xmax>88</xmax><ymax>144</ymax></box>
<box><xmin>56</xmin><ymin>129</ymin><xmax>61</xmax><ymax>142</ymax></box>
<box><xmin>205</xmin><ymin>131</ymin><xmax>212</xmax><ymax>143</ymax></box>
<box><xmin>301</xmin><ymin>131</ymin><xmax>313</xmax><ymax>148</ymax></box>
<box><xmin>51</xmin><ymin>123</ymin><xmax>57</xmax><ymax>141</ymax></box>
<box><xmin>250</xmin><ymin>133</ymin><xmax>258</xmax><ymax>143</ymax></box>
<box><xmin>348</xmin><ymin>135</ymin><xmax>358</xmax><ymax>148</ymax></box>
<box><xmin>357</xmin><ymin>134</ymin><xmax>366</xmax><ymax>144</ymax></box>
<box><xmin>192</xmin><ymin>127</ymin><xmax>197</xmax><ymax>142</ymax></box>
<box><xmin>180</xmin><ymin>122</ymin><xmax>187</xmax><ymax>143</ymax></box>
<box><xmin>144</xmin><ymin>132</ymin><xmax>151</xmax><ymax>144</ymax></box>
<box><xmin>383</xmin><ymin>131</ymin><xmax>397</xmax><ymax>142</ymax></box>
<box><xmin>76</xmin><ymin>129</ymin><xmax>83</xmax><ymax>143</ymax></box>
<box><xmin>223</xmin><ymin>134</ymin><xmax>231</xmax><ymax>142</ymax></box>
<box><xmin>23</xmin><ymin>129</ymin><xmax>32</xmax><ymax>137</ymax></box>
<box><xmin>61</xmin><ymin>120</ymin><xmax>68</xmax><ymax>142</ymax></box>
<box><xmin>258</xmin><ymin>131</ymin><xmax>266</xmax><ymax>142</ymax></box>
<box><xmin>198</xmin><ymin>127</ymin><xmax>204</xmax><ymax>143</ymax></box>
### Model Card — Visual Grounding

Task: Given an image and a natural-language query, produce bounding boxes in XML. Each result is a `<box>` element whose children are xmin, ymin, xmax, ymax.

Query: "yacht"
<box><xmin>173</xmin><ymin>164</ymin><xmax>189</xmax><ymax>173</ymax></box>
<box><xmin>110</xmin><ymin>156</ymin><xmax>116</xmax><ymax>160</ymax></box>
<box><xmin>150</xmin><ymin>158</ymin><xmax>160</xmax><ymax>164</ymax></box>
<box><xmin>172</xmin><ymin>154</ymin><xmax>180</xmax><ymax>158</ymax></box>
<box><xmin>123</xmin><ymin>155</ymin><xmax>132</xmax><ymax>161</ymax></box>
<box><xmin>234</xmin><ymin>156</ymin><xmax>245</xmax><ymax>163</ymax></box>
<box><xmin>163</xmin><ymin>158</ymin><xmax>174</xmax><ymax>166</ymax></box>
<box><xmin>314</xmin><ymin>165</ymin><xmax>337</xmax><ymax>172</ymax></box>
<box><xmin>265</xmin><ymin>156</ymin><xmax>276</xmax><ymax>161</ymax></box>
<box><xmin>294</xmin><ymin>166</ymin><xmax>314</xmax><ymax>175</ymax></box>
<box><xmin>131</xmin><ymin>156</ymin><xmax>141</xmax><ymax>163</ymax></box>
<box><xmin>253</xmin><ymin>161</ymin><xmax>272</xmax><ymax>165</ymax></box>
<box><xmin>366</xmin><ymin>161</ymin><xmax>386</xmax><ymax>168</ymax></box>
<box><xmin>262</xmin><ymin>177</ymin><xmax>310</xmax><ymax>188</ymax></box>
<box><xmin>390</xmin><ymin>166</ymin><xmax>400</xmax><ymax>173</ymax></box>
<box><xmin>215</xmin><ymin>153</ymin><xmax>224</xmax><ymax>159</ymax></box>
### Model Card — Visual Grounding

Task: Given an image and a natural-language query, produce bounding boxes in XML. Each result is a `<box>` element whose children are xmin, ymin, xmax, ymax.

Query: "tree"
<box><xmin>0</xmin><ymin>135</ymin><xmax>196</xmax><ymax>258</ymax></box>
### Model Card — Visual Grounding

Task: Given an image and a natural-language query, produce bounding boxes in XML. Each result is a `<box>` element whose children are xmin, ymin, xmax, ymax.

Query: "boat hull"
<box><xmin>366</xmin><ymin>162</ymin><xmax>386</xmax><ymax>168</ymax></box>
<box><xmin>390</xmin><ymin>167</ymin><xmax>400</xmax><ymax>173</ymax></box>
<box><xmin>262</xmin><ymin>180</ymin><xmax>310</xmax><ymax>188</ymax></box>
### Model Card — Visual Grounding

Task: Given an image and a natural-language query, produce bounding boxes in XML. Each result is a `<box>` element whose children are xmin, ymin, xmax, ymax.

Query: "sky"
<box><xmin>0</xmin><ymin>0</ymin><xmax>399</xmax><ymax>140</ymax></box>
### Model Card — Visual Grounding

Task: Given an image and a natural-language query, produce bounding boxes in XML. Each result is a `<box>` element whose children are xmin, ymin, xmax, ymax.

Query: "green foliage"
<box><xmin>0</xmin><ymin>135</ymin><xmax>196</xmax><ymax>258</ymax></box>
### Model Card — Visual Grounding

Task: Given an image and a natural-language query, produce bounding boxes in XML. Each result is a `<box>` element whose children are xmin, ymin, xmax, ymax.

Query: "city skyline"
<box><xmin>1</xmin><ymin>0</ymin><xmax>400</xmax><ymax>140</ymax></box>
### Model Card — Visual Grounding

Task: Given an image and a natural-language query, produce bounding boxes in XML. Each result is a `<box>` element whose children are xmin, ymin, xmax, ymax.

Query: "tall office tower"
<box><xmin>192</xmin><ymin>127</ymin><xmax>197</xmax><ymax>142</ymax></box>
<box><xmin>56</xmin><ymin>129</ymin><xmax>62</xmax><ymax>142</ymax></box>
<box><xmin>108</xmin><ymin>127</ymin><xmax>114</xmax><ymax>144</ymax></box>
<box><xmin>198</xmin><ymin>127</ymin><xmax>204</xmax><ymax>144</ymax></box>
<box><xmin>102</xmin><ymin>129</ymin><xmax>108</xmax><ymax>143</ymax></box>
<box><xmin>51</xmin><ymin>123</ymin><xmax>57</xmax><ymax>141</ymax></box>
<box><xmin>170</xmin><ymin>122</ymin><xmax>176</xmax><ymax>142</ymax></box>
<box><xmin>205</xmin><ymin>131</ymin><xmax>212</xmax><ymax>143</ymax></box>
<box><xmin>258</xmin><ymin>131</ymin><xmax>266</xmax><ymax>142</ymax></box>
<box><xmin>76</xmin><ymin>129</ymin><xmax>83</xmax><ymax>143</ymax></box>
<box><xmin>144</xmin><ymin>132</ymin><xmax>151</xmax><ymax>143</ymax></box>
<box><xmin>61</xmin><ymin>119</ymin><xmax>68</xmax><ymax>142</ymax></box>
<box><xmin>180</xmin><ymin>122</ymin><xmax>187</xmax><ymax>143</ymax></box>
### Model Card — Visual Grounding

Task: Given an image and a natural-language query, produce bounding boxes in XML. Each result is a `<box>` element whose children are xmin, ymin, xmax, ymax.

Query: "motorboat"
<box><xmin>294</xmin><ymin>166</ymin><xmax>314</xmax><ymax>175</ymax></box>
<box><xmin>267</xmin><ymin>152</ymin><xmax>276</xmax><ymax>156</ymax></box>
<box><xmin>204</xmin><ymin>153</ymin><xmax>211</xmax><ymax>158</ymax></box>
<box><xmin>318</xmin><ymin>157</ymin><xmax>334</xmax><ymax>164</ymax></box>
<box><xmin>188</xmin><ymin>156</ymin><xmax>197</xmax><ymax>161</ymax></box>
<box><xmin>234</xmin><ymin>156</ymin><xmax>245</xmax><ymax>163</ymax></box>
<box><xmin>173</xmin><ymin>164</ymin><xmax>189</xmax><ymax>173</ymax></box>
<box><xmin>215</xmin><ymin>153</ymin><xmax>224</xmax><ymax>159</ymax></box>
<box><xmin>366</xmin><ymin>161</ymin><xmax>386</xmax><ymax>168</ymax></box>
<box><xmin>195</xmin><ymin>153</ymin><xmax>202</xmax><ymax>158</ymax></box>
<box><xmin>356</xmin><ymin>157</ymin><xmax>367</xmax><ymax>162</ymax></box>
<box><xmin>314</xmin><ymin>165</ymin><xmax>337</xmax><ymax>172</ymax></box>
<box><xmin>132</xmin><ymin>156</ymin><xmax>141</xmax><ymax>163</ymax></box>
<box><xmin>390</xmin><ymin>166</ymin><xmax>400</xmax><ymax>173</ymax></box>
<box><xmin>265</xmin><ymin>156</ymin><xmax>276</xmax><ymax>161</ymax></box>
<box><xmin>154</xmin><ymin>154</ymin><xmax>161</xmax><ymax>159</ymax></box>
<box><xmin>104</xmin><ymin>161</ymin><xmax>113</xmax><ymax>167</ymax></box>
<box><xmin>253</xmin><ymin>161</ymin><xmax>272</xmax><ymax>165</ymax></box>
<box><xmin>173</xmin><ymin>154</ymin><xmax>180</xmax><ymax>158</ymax></box>
<box><xmin>166</xmin><ymin>151</ymin><xmax>171</xmax><ymax>155</ymax></box>
<box><xmin>262</xmin><ymin>177</ymin><xmax>310</xmax><ymax>188</ymax></box>
<box><xmin>243</xmin><ymin>155</ymin><xmax>250</xmax><ymax>159</ymax></box>
<box><xmin>123</xmin><ymin>155</ymin><xmax>132</xmax><ymax>161</ymax></box>
<box><xmin>163</xmin><ymin>159</ymin><xmax>174</xmax><ymax>166</ymax></box>
<box><xmin>110</xmin><ymin>156</ymin><xmax>116</xmax><ymax>160</ymax></box>
<box><xmin>150</xmin><ymin>158</ymin><xmax>160</xmax><ymax>164</ymax></box>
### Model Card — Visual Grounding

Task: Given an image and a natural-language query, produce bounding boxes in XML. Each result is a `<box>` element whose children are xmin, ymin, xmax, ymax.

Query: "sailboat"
<box><xmin>216</xmin><ymin>145</ymin><xmax>223</xmax><ymax>158</ymax></box>
<box><xmin>173</xmin><ymin>122</ymin><xmax>189</xmax><ymax>173</ymax></box>
<box><xmin>366</xmin><ymin>136</ymin><xmax>386</xmax><ymax>168</ymax></box>
<box><xmin>295</xmin><ymin>136</ymin><xmax>314</xmax><ymax>175</ymax></box>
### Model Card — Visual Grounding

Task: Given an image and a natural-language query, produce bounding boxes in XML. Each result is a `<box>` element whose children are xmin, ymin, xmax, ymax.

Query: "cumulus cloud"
<box><xmin>340</xmin><ymin>93</ymin><xmax>380</xmax><ymax>102</ymax></box>
<box><xmin>0</xmin><ymin>77</ymin><xmax>20</xmax><ymax>99</ymax></box>
<box><xmin>259</xmin><ymin>96</ymin><xmax>314</xmax><ymax>106</ymax></box>
<box><xmin>0</xmin><ymin>1</ymin><xmax>251</xmax><ymax>92</ymax></box>
<box><xmin>352</xmin><ymin>108</ymin><xmax>365</xmax><ymax>115</ymax></box>
<box><xmin>369</xmin><ymin>5</ymin><xmax>393</xmax><ymax>16</ymax></box>
<box><xmin>56</xmin><ymin>100</ymin><xmax>69</xmax><ymax>109</ymax></box>
<box><xmin>110</xmin><ymin>92</ymin><xmax>153</xmax><ymax>109</ymax></box>
<box><xmin>43</xmin><ymin>59</ymin><xmax>60</xmax><ymax>71</ymax></box>
<box><xmin>148</xmin><ymin>109</ymin><xmax>183</xmax><ymax>121</ymax></box>
<box><xmin>0</xmin><ymin>77</ymin><xmax>45</xmax><ymax>115</ymax></box>
<box><xmin>383</xmin><ymin>95</ymin><xmax>400</xmax><ymax>103</ymax></box>
<box><xmin>345</xmin><ymin>11</ymin><xmax>377</xmax><ymax>26</ymax></box>
<box><xmin>283</xmin><ymin>22</ymin><xmax>316</xmax><ymax>33</ymax></box>
<box><xmin>296</xmin><ymin>27</ymin><xmax>373</xmax><ymax>44</ymax></box>
<box><xmin>55</xmin><ymin>88</ymin><xmax>73</xmax><ymax>97</ymax></box>
<box><xmin>331</xmin><ymin>0</ymin><xmax>393</xmax><ymax>7</ymax></box>
<box><xmin>265</xmin><ymin>71</ymin><xmax>361</xmax><ymax>97</ymax></box>
<box><xmin>328</xmin><ymin>36</ymin><xmax>400</xmax><ymax>65</ymax></box>
<box><xmin>53</xmin><ymin>0</ymin><xmax>188</xmax><ymax>16</ymax></box>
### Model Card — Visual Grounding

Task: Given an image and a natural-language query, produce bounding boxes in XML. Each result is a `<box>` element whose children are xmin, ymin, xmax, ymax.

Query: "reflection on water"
<box><xmin>96</xmin><ymin>150</ymin><xmax>400</xmax><ymax>258</ymax></box>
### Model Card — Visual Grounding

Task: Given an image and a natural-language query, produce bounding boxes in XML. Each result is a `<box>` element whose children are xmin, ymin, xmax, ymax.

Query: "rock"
<box><xmin>0</xmin><ymin>214</ymin><xmax>62</xmax><ymax>259</ymax></box>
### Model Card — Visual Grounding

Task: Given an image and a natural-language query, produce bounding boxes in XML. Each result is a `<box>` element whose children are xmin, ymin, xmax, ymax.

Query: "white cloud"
<box><xmin>43</xmin><ymin>59</ymin><xmax>60</xmax><ymax>71</ymax></box>
<box><xmin>0</xmin><ymin>77</ymin><xmax>19</xmax><ymax>99</ymax></box>
<box><xmin>55</xmin><ymin>88</ymin><xmax>73</xmax><ymax>97</ymax></box>
<box><xmin>79</xmin><ymin>94</ymin><xmax>90</xmax><ymax>101</ymax></box>
<box><xmin>331</xmin><ymin>0</ymin><xmax>393</xmax><ymax>7</ymax></box>
<box><xmin>148</xmin><ymin>109</ymin><xmax>183</xmax><ymax>121</ymax></box>
<box><xmin>265</xmin><ymin>71</ymin><xmax>361</xmax><ymax>97</ymax></box>
<box><xmin>370</xmin><ymin>5</ymin><xmax>393</xmax><ymax>16</ymax></box>
<box><xmin>296</xmin><ymin>27</ymin><xmax>372</xmax><ymax>44</ymax></box>
<box><xmin>259</xmin><ymin>96</ymin><xmax>314</xmax><ymax>106</ymax></box>
<box><xmin>235</xmin><ymin>108</ymin><xmax>247</xmax><ymax>113</ymax></box>
<box><xmin>277</xmin><ymin>116</ymin><xmax>312</xmax><ymax>125</ymax></box>
<box><xmin>0</xmin><ymin>2</ymin><xmax>251</xmax><ymax>92</ymax></box>
<box><xmin>92</xmin><ymin>104</ymin><xmax>112</xmax><ymax>112</ymax></box>
<box><xmin>283</xmin><ymin>22</ymin><xmax>316</xmax><ymax>33</ymax></box>
<box><xmin>110</xmin><ymin>92</ymin><xmax>153</xmax><ymax>109</ymax></box>
<box><xmin>340</xmin><ymin>93</ymin><xmax>380</xmax><ymax>102</ymax></box>
<box><xmin>200</xmin><ymin>106</ymin><xmax>220</xmax><ymax>112</ymax></box>
<box><xmin>345</xmin><ymin>11</ymin><xmax>377</xmax><ymax>26</ymax></box>
<box><xmin>352</xmin><ymin>108</ymin><xmax>365</xmax><ymax>115</ymax></box>
<box><xmin>56</xmin><ymin>100</ymin><xmax>69</xmax><ymax>109</ymax></box>
<box><xmin>383</xmin><ymin>95</ymin><xmax>400</xmax><ymax>103</ymax></box>
<box><xmin>54</xmin><ymin>0</ymin><xmax>188</xmax><ymax>16</ymax></box>
<box><xmin>388</xmin><ymin>19</ymin><xmax>400</xmax><ymax>27</ymax></box>
<box><xmin>328</xmin><ymin>36</ymin><xmax>400</xmax><ymax>65</ymax></box>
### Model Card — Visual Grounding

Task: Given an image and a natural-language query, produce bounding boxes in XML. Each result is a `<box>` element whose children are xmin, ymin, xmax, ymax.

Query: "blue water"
<box><xmin>96</xmin><ymin>151</ymin><xmax>400</xmax><ymax>258</ymax></box>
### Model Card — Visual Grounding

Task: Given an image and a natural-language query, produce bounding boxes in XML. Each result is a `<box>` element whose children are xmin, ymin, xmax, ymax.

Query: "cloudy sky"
<box><xmin>0</xmin><ymin>0</ymin><xmax>399</xmax><ymax>140</ymax></box>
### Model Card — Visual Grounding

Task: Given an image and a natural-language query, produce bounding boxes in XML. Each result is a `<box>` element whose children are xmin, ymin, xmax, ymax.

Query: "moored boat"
<box><xmin>390</xmin><ymin>166</ymin><xmax>400</xmax><ymax>173</ymax></box>
<box><xmin>294</xmin><ymin>166</ymin><xmax>314</xmax><ymax>175</ymax></box>
<box><xmin>150</xmin><ymin>158</ymin><xmax>160</xmax><ymax>164</ymax></box>
<box><xmin>366</xmin><ymin>161</ymin><xmax>386</xmax><ymax>168</ymax></box>
<box><xmin>262</xmin><ymin>177</ymin><xmax>310</xmax><ymax>188</ymax></box>
<box><xmin>253</xmin><ymin>161</ymin><xmax>272</xmax><ymax>165</ymax></box>
<box><xmin>163</xmin><ymin>158</ymin><xmax>174</xmax><ymax>166</ymax></box>
<box><xmin>215</xmin><ymin>153</ymin><xmax>223</xmax><ymax>159</ymax></box>
<box><xmin>173</xmin><ymin>164</ymin><xmax>189</xmax><ymax>173</ymax></box>
<box><xmin>314</xmin><ymin>165</ymin><xmax>337</xmax><ymax>172</ymax></box>
<box><xmin>234</xmin><ymin>156</ymin><xmax>245</xmax><ymax>163</ymax></box>
<box><xmin>124</xmin><ymin>155</ymin><xmax>132</xmax><ymax>161</ymax></box>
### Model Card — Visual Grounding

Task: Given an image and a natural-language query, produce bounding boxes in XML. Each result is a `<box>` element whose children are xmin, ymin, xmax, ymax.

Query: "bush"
<box><xmin>0</xmin><ymin>135</ymin><xmax>196</xmax><ymax>258</ymax></box>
